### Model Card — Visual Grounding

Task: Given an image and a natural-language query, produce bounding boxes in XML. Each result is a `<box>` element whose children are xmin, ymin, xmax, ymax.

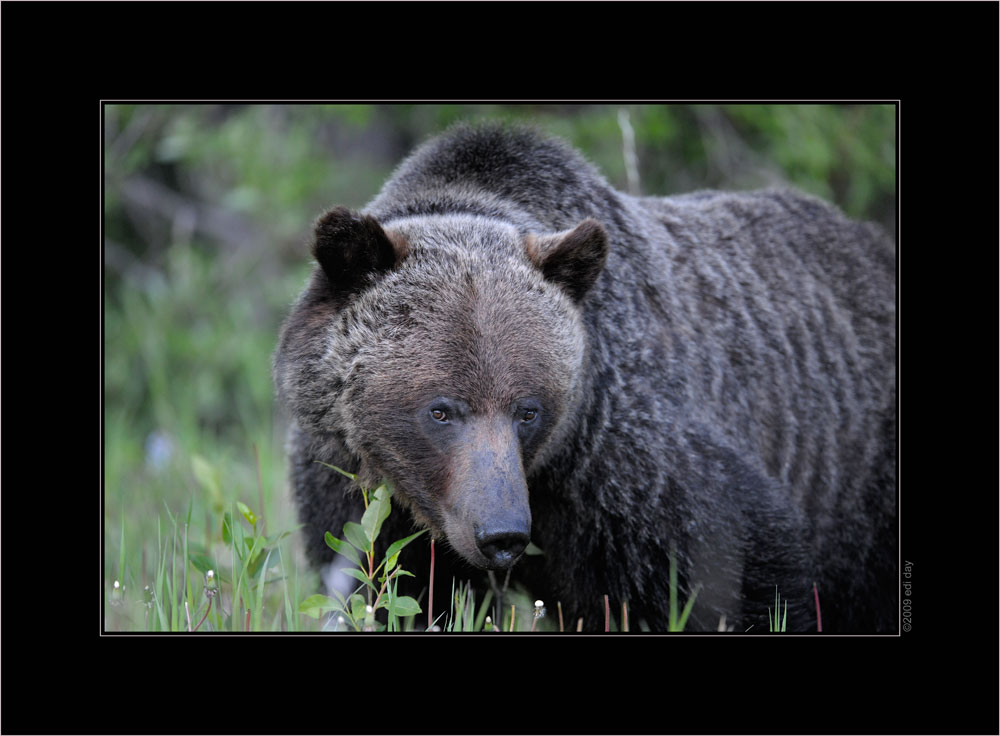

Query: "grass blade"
<box><xmin>118</xmin><ymin>505</ymin><xmax>127</xmax><ymax>590</ymax></box>
<box><xmin>473</xmin><ymin>588</ymin><xmax>494</xmax><ymax>632</ymax></box>
<box><xmin>668</xmin><ymin>548</ymin><xmax>679</xmax><ymax>629</ymax></box>
<box><xmin>254</xmin><ymin>547</ymin><xmax>275</xmax><ymax>630</ymax></box>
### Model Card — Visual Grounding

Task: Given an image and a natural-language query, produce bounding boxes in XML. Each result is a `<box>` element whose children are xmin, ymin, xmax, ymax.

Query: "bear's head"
<box><xmin>275</xmin><ymin>207</ymin><xmax>608</xmax><ymax>570</ymax></box>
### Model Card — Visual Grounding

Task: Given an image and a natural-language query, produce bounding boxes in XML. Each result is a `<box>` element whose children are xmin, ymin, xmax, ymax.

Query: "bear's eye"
<box><xmin>521</xmin><ymin>409</ymin><xmax>537</xmax><ymax>423</ymax></box>
<box><xmin>430</xmin><ymin>408</ymin><xmax>449</xmax><ymax>423</ymax></box>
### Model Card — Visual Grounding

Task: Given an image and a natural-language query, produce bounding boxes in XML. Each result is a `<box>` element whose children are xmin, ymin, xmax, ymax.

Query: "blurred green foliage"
<box><xmin>103</xmin><ymin>104</ymin><xmax>895</xmax><ymax>623</ymax></box>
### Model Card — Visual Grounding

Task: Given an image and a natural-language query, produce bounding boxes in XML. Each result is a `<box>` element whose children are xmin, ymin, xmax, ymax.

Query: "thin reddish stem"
<box><xmin>192</xmin><ymin>596</ymin><xmax>213</xmax><ymax>632</ymax></box>
<box><xmin>428</xmin><ymin>537</ymin><xmax>435</xmax><ymax>631</ymax></box>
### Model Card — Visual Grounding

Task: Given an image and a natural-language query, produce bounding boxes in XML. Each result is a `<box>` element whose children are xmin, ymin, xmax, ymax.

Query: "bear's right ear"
<box><xmin>525</xmin><ymin>219</ymin><xmax>609</xmax><ymax>302</ymax></box>
<box><xmin>311</xmin><ymin>207</ymin><xmax>408</xmax><ymax>297</ymax></box>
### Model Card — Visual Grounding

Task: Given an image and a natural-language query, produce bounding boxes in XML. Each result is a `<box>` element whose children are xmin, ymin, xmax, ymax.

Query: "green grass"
<box><xmin>105</xmin><ymin>471</ymin><xmax>309</xmax><ymax>633</ymax></box>
<box><xmin>103</xmin><ymin>232</ymin><xmax>316</xmax><ymax>631</ymax></box>
<box><xmin>769</xmin><ymin>586</ymin><xmax>789</xmax><ymax>633</ymax></box>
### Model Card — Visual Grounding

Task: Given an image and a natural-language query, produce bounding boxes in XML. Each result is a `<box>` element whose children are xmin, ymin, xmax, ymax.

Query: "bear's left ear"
<box><xmin>525</xmin><ymin>219</ymin><xmax>608</xmax><ymax>302</ymax></box>
<box><xmin>312</xmin><ymin>206</ymin><xmax>409</xmax><ymax>298</ymax></box>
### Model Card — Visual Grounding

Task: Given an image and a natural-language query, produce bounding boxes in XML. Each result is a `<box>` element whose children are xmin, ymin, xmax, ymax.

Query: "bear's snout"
<box><xmin>474</xmin><ymin>524</ymin><xmax>530</xmax><ymax>570</ymax></box>
<box><xmin>441</xmin><ymin>414</ymin><xmax>533</xmax><ymax>570</ymax></box>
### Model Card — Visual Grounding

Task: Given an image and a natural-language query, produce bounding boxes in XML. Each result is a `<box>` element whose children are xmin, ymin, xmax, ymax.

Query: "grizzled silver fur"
<box><xmin>274</xmin><ymin>122</ymin><xmax>896</xmax><ymax>632</ymax></box>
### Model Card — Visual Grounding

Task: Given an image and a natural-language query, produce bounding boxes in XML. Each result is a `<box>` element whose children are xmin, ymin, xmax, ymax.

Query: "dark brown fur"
<box><xmin>275</xmin><ymin>123</ymin><xmax>896</xmax><ymax>632</ymax></box>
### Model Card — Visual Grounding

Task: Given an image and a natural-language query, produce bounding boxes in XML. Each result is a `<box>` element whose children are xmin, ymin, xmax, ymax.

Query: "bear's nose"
<box><xmin>474</xmin><ymin>527</ymin><xmax>530</xmax><ymax>569</ymax></box>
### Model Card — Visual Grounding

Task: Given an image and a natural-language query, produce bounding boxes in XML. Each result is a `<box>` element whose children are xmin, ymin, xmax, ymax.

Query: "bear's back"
<box><xmin>623</xmin><ymin>188</ymin><xmax>895</xmax><ymax>502</ymax></box>
<box><xmin>368</xmin><ymin>122</ymin><xmax>628</xmax><ymax>234</ymax></box>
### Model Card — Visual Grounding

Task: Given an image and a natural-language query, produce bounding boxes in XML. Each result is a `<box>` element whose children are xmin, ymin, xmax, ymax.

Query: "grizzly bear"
<box><xmin>274</xmin><ymin>122</ymin><xmax>897</xmax><ymax>632</ymax></box>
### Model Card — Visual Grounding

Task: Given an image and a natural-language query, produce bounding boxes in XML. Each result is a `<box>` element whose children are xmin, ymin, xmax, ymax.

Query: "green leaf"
<box><xmin>374</xmin><ymin>483</ymin><xmax>392</xmax><ymax>522</ymax></box>
<box><xmin>325</xmin><ymin>532</ymin><xmax>362</xmax><ymax>568</ymax></box>
<box><xmin>237</xmin><ymin>501</ymin><xmax>256</xmax><ymax>527</ymax></box>
<box><xmin>343</xmin><ymin>521</ymin><xmax>369</xmax><ymax>552</ymax></box>
<box><xmin>360</xmin><ymin>500</ymin><xmax>381</xmax><ymax>545</ymax></box>
<box><xmin>360</xmin><ymin>484</ymin><xmax>393</xmax><ymax>545</ymax></box>
<box><xmin>341</xmin><ymin>567</ymin><xmax>377</xmax><ymax>592</ymax></box>
<box><xmin>382</xmin><ymin>529</ymin><xmax>427</xmax><ymax>566</ymax></box>
<box><xmin>349</xmin><ymin>594</ymin><xmax>368</xmax><ymax>623</ymax></box>
<box><xmin>391</xmin><ymin>596</ymin><xmax>422</xmax><ymax>617</ymax></box>
<box><xmin>524</xmin><ymin>542</ymin><xmax>544</xmax><ymax>556</ymax></box>
<box><xmin>188</xmin><ymin>553</ymin><xmax>216</xmax><ymax>574</ymax></box>
<box><xmin>327</xmin><ymin>586</ymin><xmax>347</xmax><ymax>609</ymax></box>
<box><xmin>248</xmin><ymin>545</ymin><xmax>281</xmax><ymax>578</ymax></box>
<box><xmin>385</xmin><ymin>550</ymin><xmax>401</xmax><ymax>573</ymax></box>
<box><xmin>298</xmin><ymin>594</ymin><xmax>340</xmax><ymax>619</ymax></box>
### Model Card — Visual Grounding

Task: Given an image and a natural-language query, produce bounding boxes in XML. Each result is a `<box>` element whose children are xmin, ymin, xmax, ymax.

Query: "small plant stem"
<box><xmin>245</xmin><ymin>608</ymin><xmax>251</xmax><ymax>632</ymax></box>
<box><xmin>604</xmin><ymin>595</ymin><xmax>610</xmax><ymax>632</ymax></box>
<box><xmin>530</xmin><ymin>602</ymin><xmax>543</xmax><ymax>632</ymax></box>
<box><xmin>557</xmin><ymin>601</ymin><xmax>564</xmax><ymax>632</ymax></box>
<box><xmin>365</xmin><ymin>545</ymin><xmax>375</xmax><ymax>607</ymax></box>
<box><xmin>252</xmin><ymin>443</ymin><xmax>266</xmax><ymax>537</ymax></box>
<box><xmin>185</xmin><ymin>600</ymin><xmax>192</xmax><ymax>632</ymax></box>
<box><xmin>428</xmin><ymin>538</ymin><xmax>436</xmax><ymax>631</ymax></box>
<box><xmin>813</xmin><ymin>582</ymin><xmax>823</xmax><ymax>632</ymax></box>
<box><xmin>191</xmin><ymin>596</ymin><xmax>213</xmax><ymax>632</ymax></box>
<box><xmin>622</xmin><ymin>601</ymin><xmax>629</xmax><ymax>632</ymax></box>
<box><xmin>576</xmin><ymin>617</ymin><xmax>583</xmax><ymax>632</ymax></box>
<box><xmin>509</xmin><ymin>604</ymin><xmax>516</xmax><ymax>632</ymax></box>
<box><xmin>370</xmin><ymin>569</ymin><xmax>397</xmax><ymax>614</ymax></box>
